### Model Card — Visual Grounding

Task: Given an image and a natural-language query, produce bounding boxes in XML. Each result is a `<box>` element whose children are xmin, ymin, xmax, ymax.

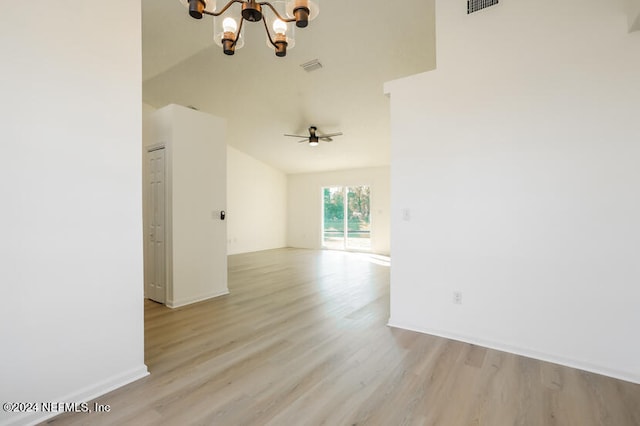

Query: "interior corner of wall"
<box><xmin>384</xmin><ymin>68</ymin><xmax>438</xmax><ymax>97</ymax></box>
<box><xmin>630</xmin><ymin>14</ymin><xmax>640</xmax><ymax>32</ymax></box>
<box><xmin>629</xmin><ymin>0</ymin><xmax>640</xmax><ymax>32</ymax></box>
<box><xmin>383</xmin><ymin>81</ymin><xmax>394</xmax><ymax>97</ymax></box>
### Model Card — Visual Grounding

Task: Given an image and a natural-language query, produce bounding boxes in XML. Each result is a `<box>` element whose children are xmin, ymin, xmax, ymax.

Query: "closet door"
<box><xmin>147</xmin><ymin>147</ymin><xmax>166</xmax><ymax>303</ymax></box>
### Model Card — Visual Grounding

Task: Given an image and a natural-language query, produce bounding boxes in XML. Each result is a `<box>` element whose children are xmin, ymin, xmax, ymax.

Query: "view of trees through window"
<box><xmin>323</xmin><ymin>186</ymin><xmax>371</xmax><ymax>250</ymax></box>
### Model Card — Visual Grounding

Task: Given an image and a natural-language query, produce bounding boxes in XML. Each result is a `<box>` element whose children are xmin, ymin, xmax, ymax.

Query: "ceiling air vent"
<box><xmin>300</xmin><ymin>59</ymin><xmax>323</xmax><ymax>72</ymax></box>
<box><xmin>467</xmin><ymin>0</ymin><xmax>499</xmax><ymax>14</ymax></box>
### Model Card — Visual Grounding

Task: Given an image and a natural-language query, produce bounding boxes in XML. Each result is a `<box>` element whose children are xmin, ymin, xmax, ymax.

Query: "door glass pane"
<box><xmin>346</xmin><ymin>186</ymin><xmax>371</xmax><ymax>250</ymax></box>
<box><xmin>323</xmin><ymin>187</ymin><xmax>344</xmax><ymax>250</ymax></box>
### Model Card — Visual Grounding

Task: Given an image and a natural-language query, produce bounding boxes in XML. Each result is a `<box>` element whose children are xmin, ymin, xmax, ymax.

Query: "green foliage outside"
<box><xmin>323</xmin><ymin>186</ymin><xmax>370</xmax><ymax>235</ymax></box>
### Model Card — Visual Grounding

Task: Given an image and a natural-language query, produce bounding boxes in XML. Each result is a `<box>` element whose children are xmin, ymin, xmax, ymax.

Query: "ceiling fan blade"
<box><xmin>297</xmin><ymin>139</ymin><xmax>308</xmax><ymax>143</ymax></box>
<box><xmin>318</xmin><ymin>132</ymin><xmax>343</xmax><ymax>138</ymax></box>
<box><xmin>285</xmin><ymin>134</ymin><xmax>309</xmax><ymax>138</ymax></box>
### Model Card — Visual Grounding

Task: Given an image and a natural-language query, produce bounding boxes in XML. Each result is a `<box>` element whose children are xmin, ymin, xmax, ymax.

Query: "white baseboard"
<box><xmin>387</xmin><ymin>319</ymin><xmax>640</xmax><ymax>386</ymax></box>
<box><xmin>2</xmin><ymin>365</ymin><xmax>149</xmax><ymax>426</ymax></box>
<box><xmin>167</xmin><ymin>288</ymin><xmax>229</xmax><ymax>309</ymax></box>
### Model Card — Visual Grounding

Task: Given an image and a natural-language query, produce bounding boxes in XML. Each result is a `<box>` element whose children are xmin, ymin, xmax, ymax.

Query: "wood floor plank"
<box><xmin>45</xmin><ymin>248</ymin><xmax>640</xmax><ymax>426</ymax></box>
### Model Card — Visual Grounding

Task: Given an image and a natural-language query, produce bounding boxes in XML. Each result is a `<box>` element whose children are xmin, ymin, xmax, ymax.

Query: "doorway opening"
<box><xmin>322</xmin><ymin>185</ymin><xmax>371</xmax><ymax>251</ymax></box>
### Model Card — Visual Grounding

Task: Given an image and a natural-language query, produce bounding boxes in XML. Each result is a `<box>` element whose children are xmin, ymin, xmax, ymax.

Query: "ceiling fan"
<box><xmin>284</xmin><ymin>126</ymin><xmax>343</xmax><ymax>146</ymax></box>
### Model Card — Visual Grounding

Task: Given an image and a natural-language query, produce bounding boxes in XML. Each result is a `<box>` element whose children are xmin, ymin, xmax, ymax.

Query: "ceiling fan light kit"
<box><xmin>181</xmin><ymin>0</ymin><xmax>319</xmax><ymax>57</ymax></box>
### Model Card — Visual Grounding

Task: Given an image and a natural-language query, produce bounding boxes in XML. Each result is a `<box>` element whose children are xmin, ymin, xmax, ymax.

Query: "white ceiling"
<box><xmin>142</xmin><ymin>0</ymin><xmax>436</xmax><ymax>174</ymax></box>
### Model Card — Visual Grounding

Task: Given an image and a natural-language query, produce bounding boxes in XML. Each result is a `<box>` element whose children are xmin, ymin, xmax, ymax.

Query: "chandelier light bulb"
<box><xmin>223</xmin><ymin>17</ymin><xmax>238</xmax><ymax>33</ymax></box>
<box><xmin>273</xmin><ymin>19</ymin><xmax>287</xmax><ymax>35</ymax></box>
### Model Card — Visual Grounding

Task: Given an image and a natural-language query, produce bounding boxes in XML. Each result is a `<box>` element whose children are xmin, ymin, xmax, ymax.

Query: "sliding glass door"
<box><xmin>322</xmin><ymin>186</ymin><xmax>370</xmax><ymax>251</ymax></box>
<box><xmin>346</xmin><ymin>185</ymin><xmax>371</xmax><ymax>250</ymax></box>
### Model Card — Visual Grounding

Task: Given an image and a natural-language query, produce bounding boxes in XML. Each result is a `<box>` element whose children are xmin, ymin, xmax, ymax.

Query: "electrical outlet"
<box><xmin>453</xmin><ymin>291</ymin><xmax>463</xmax><ymax>305</ymax></box>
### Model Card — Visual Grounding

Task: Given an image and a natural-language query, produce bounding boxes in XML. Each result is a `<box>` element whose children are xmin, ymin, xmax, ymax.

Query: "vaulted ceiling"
<box><xmin>142</xmin><ymin>0</ymin><xmax>436</xmax><ymax>174</ymax></box>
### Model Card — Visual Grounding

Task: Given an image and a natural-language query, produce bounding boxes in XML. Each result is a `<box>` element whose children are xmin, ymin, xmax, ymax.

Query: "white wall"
<box><xmin>386</xmin><ymin>0</ymin><xmax>640</xmax><ymax>383</ymax></box>
<box><xmin>142</xmin><ymin>103</ymin><xmax>157</xmax><ymax>148</ymax></box>
<box><xmin>148</xmin><ymin>105</ymin><xmax>228</xmax><ymax>308</ymax></box>
<box><xmin>227</xmin><ymin>147</ymin><xmax>287</xmax><ymax>255</ymax></box>
<box><xmin>0</xmin><ymin>2</ymin><xmax>147</xmax><ymax>425</ymax></box>
<box><xmin>142</xmin><ymin>103</ymin><xmax>157</xmax><ymax>301</ymax></box>
<box><xmin>287</xmin><ymin>168</ymin><xmax>390</xmax><ymax>255</ymax></box>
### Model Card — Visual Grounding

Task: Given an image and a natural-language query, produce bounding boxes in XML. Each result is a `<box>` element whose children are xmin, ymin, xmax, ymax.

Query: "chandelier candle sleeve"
<box><xmin>273</xmin><ymin>33</ymin><xmax>287</xmax><ymax>56</ymax></box>
<box><xmin>221</xmin><ymin>17</ymin><xmax>239</xmax><ymax>55</ymax></box>
<box><xmin>272</xmin><ymin>18</ymin><xmax>288</xmax><ymax>56</ymax></box>
<box><xmin>214</xmin><ymin>10</ymin><xmax>245</xmax><ymax>53</ymax></box>
<box><xmin>293</xmin><ymin>0</ymin><xmax>309</xmax><ymax>27</ymax></box>
<box><xmin>186</xmin><ymin>0</ymin><xmax>216</xmax><ymax>18</ymax></box>
<box><xmin>265</xmin><ymin>1</ymin><xmax>294</xmax><ymax>56</ymax></box>
<box><xmin>286</xmin><ymin>0</ymin><xmax>319</xmax><ymax>27</ymax></box>
<box><xmin>180</xmin><ymin>0</ymin><xmax>318</xmax><ymax>57</ymax></box>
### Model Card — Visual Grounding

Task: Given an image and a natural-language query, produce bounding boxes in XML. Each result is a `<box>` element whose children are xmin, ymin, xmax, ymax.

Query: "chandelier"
<box><xmin>181</xmin><ymin>0</ymin><xmax>320</xmax><ymax>57</ymax></box>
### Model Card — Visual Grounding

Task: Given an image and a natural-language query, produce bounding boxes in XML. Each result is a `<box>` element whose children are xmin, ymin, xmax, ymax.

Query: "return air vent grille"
<box><xmin>467</xmin><ymin>0</ymin><xmax>499</xmax><ymax>14</ymax></box>
<box><xmin>300</xmin><ymin>59</ymin><xmax>323</xmax><ymax>72</ymax></box>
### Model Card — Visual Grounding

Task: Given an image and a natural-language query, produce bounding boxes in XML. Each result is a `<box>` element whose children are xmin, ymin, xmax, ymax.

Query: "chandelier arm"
<box><xmin>262</xmin><ymin>15</ymin><xmax>278</xmax><ymax>48</ymax></box>
<box><xmin>259</xmin><ymin>2</ymin><xmax>296</xmax><ymax>23</ymax></box>
<box><xmin>202</xmin><ymin>0</ymin><xmax>244</xmax><ymax>17</ymax></box>
<box><xmin>230</xmin><ymin>17</ymin><xmax>246</xmax><ymax>48</ymax></box>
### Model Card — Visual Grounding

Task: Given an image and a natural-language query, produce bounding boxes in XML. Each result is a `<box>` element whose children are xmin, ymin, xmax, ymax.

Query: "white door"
<box><xmin>147</xmin><ymin>148</ymin><xmax>166</xmax><ymax>303</ymax></box>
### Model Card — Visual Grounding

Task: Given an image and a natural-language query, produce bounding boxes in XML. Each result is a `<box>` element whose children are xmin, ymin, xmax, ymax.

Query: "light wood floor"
<box><xmin>47</xmin><ymin>248</ymin><xmax>640</xmax><ymax>425</ymax></box>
